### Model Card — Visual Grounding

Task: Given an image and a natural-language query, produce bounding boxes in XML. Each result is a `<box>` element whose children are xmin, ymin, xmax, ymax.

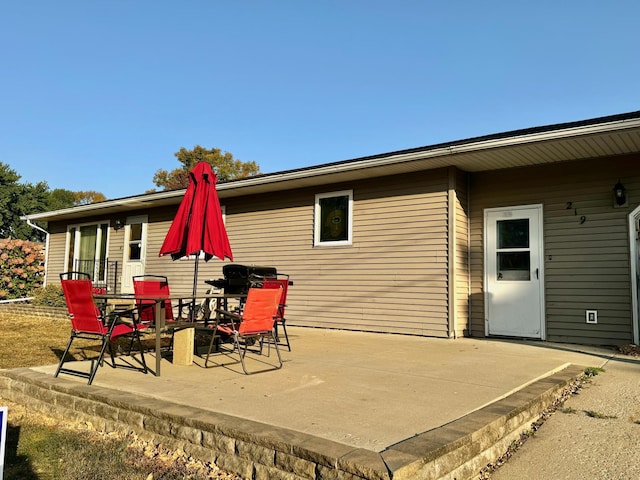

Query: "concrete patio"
<box><xmin>0</xmin><ymin>327</ymin><xmax>615</xmax><ymax>479</ymax></box>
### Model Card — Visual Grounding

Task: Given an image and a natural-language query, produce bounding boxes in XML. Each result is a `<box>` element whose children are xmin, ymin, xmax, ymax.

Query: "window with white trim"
<box><xmin>314</xmin><ymin>190</ymin><xmax>353</xmax><ymax>246</ymax></box>
<box><xmin>65</xmin><ymin>222</ymin><xmax>109</xmax><ymax>282</ymax></box>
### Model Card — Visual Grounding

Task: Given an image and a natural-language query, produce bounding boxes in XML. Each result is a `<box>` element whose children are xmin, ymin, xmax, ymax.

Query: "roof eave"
<box><xmin>23</xmin><ymin>112</ymin><xmax>640</xmax><ymax>222</ymax></box>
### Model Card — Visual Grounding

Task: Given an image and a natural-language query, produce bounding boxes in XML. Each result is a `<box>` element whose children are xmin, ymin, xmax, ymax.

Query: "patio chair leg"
<box><xmin>133</xmin><ymin>331</ymin><xmax>148</xmax><ymax>373</ymax></box>
<box><xmin>106</xmin><ymin>332</ymin><xmax>147</xmax><ymax>374</ymax></box>
<box><xmin>272</xmin><ymin>333</ymin><xmax>283</xmax><ymax>368</ymax></box>
<box><xmin>204</xmin><ymin>329</ymin><xmax>218</xmax><ymax>367</ymax></box>
<box><xmin>237</xmin><ymin>335</ymin><xmax>250</xmax><ymax>375</ymax></box>
<box><xmin>237</xmin><ymin>333</ymin><xmax>282</xmax><ymax>375</ymax></box>
<box><xmin>55</xmin><ymin>332</ymin><xmax>109</xmax><ymax>385</ymax></box>
<box><xmin>54</xmin><ymin>334</ymin><xmax>76</xmax><ymax>378</ymax></box>
<box><xmin>107</xmin><ymin>337</ymin><xmax>117</xmax><ymax>367</ymax></box>
<box><xmin>279</xmin><ymin>321</ymin><xmax>291</xmax><ymax>351</ymax></box>
<box><xmin>89</xmin><ymin>338</ymin><xmax>112</xmax><ymax>384</ymax></box>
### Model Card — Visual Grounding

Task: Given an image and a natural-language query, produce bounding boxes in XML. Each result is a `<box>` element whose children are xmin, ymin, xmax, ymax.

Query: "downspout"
<box><xmin>628</xmin><ymin>209</ymin><xmax>640</xmax><ymax>345</ymax></box>
<box><xmin>447</xmin><ymin>167</ymin><xmax>456</xmax><ymax>339</ymax></box>
<box><xmin>467</xmin><ymin>172</ymin><xmax>472</xmax><ymax>337</ymax></box>
<box><xmin>24</xmin><ymin>217</ymin><xmax>51</xmax><ymax>287</ymax></box>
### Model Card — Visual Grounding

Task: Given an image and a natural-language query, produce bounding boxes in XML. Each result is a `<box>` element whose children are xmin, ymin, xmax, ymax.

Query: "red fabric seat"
<box><xmin>204</xmin><ymin>286</ymin><xmax>283</xmax><ymax>374</ymax></box>
<box><xmin>57</xmin><ymin>272</ymin><xmax>147</xmax><ymax>385</ymax></box>
<box><xmin>132</xmin><ymin>275</ymin><xmax>175</xmax><ymax>324</ymax></box>
<box><xmin>260</xmin><ymin>275</ymin><xmax>292</xmax><ymax>351</ymax></box>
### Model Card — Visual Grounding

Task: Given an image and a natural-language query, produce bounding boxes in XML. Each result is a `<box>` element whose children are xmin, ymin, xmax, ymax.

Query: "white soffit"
<box><xmin>218</xmin><ymin>122</ymin><xmax>640</xmax><ymax>196</ymax></box>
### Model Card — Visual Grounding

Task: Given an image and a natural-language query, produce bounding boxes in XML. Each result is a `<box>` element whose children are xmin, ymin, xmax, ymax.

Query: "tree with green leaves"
<box><xmin>152</xmin><ymin>145</ymin><xmax>260</xmax><ymax>191</ymax></box>
<box><xmin>0</xmin><ymin>162</ymin><xmax>106</xmax><ymax>242</ymax></box>
<box><xmin>0</xmin><ymin>162</ymin><xmax>21</xmax><ymax>238</ymax></box>
<box><xmin>48</xmin><ymin>188</ymin><xmax>77</xmax><ymax>211</ymax></box>
<box><xmin>0</xmin><ymin>163</ymin><xmax>50</xmax><ymax>241</ymax></box>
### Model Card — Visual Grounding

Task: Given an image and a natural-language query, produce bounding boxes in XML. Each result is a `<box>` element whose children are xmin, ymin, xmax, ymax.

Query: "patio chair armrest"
<box><xmin>105</xmin><ymin>309</ymin><xmax>144</xmax><ymax>329</ymax></box>
<box><xmin>215</xmin><ymin>308</ymin><xmax>241</xmax><ymax>320</ymax></box>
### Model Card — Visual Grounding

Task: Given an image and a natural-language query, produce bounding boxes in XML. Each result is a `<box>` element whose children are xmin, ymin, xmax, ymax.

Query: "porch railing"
<box><xmin>73</xmin><ymin>259</ymin><xmax>120</xmax><ymax>294</ymax></box>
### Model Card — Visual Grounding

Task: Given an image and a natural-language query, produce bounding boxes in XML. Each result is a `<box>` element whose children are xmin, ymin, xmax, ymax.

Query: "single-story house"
<box><xmin>23</xmin><ymin>110</ymin><xmax>640</xmax><ymax>346</ymax></box>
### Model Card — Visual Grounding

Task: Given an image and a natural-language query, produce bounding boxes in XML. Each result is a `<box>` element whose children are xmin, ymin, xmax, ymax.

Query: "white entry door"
<box><xmin>485</xmin><ymin>205</ymin><xmax>544</xmax><ymax>338</ymax></box>
<box><xmin>120</xmin><ymin>215</ymin><xmax>148</xmax><ymax>293</ymax></box>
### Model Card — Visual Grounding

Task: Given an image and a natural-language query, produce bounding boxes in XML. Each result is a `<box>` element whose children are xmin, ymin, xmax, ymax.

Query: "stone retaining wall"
<box><xmin>0</xmin><ymin>369</ymin><xmax>389</xmax><ymax>480</ymax></box>
<box><xmin>0</xmin><ymin>366</ymin><xmax>584</xmax><ymax>480</ymax></box>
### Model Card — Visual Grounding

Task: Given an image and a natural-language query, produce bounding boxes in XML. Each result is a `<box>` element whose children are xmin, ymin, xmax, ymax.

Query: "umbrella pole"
<box><xmin>191</xmin><ymin>255</ymin><xmax>199</xmax><ymax>321</ymax></box>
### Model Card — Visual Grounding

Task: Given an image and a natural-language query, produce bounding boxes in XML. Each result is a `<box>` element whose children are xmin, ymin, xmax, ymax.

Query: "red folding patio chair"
<box><xmin>132</xmin><ymin>275</ymin><xmax>176</xmax><ymax>324</ymax></box>
<box><xmin>204</xmin><ymin>286</ymin><xmax>283</xmax><ymax>374</ymax></box>
<box><xmin>133</xmin><ymin>274</ymin><xmax>177</xmax><ymax>352</ymax></box>
<box><xmin>261</xmin><ymin>274</ymin><xmax>293</xmax><ymax>351</ymax></box>
<box><xmin>56</xmin><ymin>273</ymin><xmax>148</xmax><ymax>385</ymax></box>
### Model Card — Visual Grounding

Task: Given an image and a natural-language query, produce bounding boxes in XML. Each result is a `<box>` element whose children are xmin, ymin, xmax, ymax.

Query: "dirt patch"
<box><xmin>618</xmin><ymin>344</ymin><xmax>640</xmax><ymax>357</ymax></box>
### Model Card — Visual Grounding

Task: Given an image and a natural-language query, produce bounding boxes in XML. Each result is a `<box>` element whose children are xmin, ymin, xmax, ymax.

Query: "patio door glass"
<box><xmin>66</xmin><ymin>223</ymin><xmax>108</xmax><ymax>282</ymax></box>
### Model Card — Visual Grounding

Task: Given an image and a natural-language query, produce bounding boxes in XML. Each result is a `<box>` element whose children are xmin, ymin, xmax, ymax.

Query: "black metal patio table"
<box><xmin>94</xmin><ymin>292</ymin><xmax>245</xmax><ymax>376</ymax></box>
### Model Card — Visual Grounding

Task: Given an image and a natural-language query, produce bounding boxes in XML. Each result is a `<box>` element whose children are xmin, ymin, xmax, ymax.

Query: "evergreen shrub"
<box><xmin>31</xmin><ymin>284</ymin><xmax>66</xmax><ymax>307</ymax></box>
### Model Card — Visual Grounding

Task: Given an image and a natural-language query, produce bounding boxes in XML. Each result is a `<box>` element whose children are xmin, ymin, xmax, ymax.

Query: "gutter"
<box><xmin>23</xmin><ymin>218</ymin><xmax>51</xmax><ymax>287</ymax></box>
<box><xmin>22</xmin><ymin>188</ymin><xmax>186</xmax><ymax>221</ymax></box>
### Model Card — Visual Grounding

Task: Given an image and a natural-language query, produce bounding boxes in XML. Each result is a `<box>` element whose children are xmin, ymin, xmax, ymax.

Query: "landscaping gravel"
<box><xmin>487</xmin><ymin>350</ymin><xmax>640</xmax><ymax>480</ymax></box>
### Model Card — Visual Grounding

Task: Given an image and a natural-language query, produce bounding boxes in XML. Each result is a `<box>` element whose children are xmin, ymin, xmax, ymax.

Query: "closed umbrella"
<box><xmin>159</xmin><ymin>162</ymin><xmax>233</xmax><ymax>299</ymax></box>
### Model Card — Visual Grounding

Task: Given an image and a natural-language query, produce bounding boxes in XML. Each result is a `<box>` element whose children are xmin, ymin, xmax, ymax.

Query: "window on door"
<box><xmin>127</xmin><ymin>222</ymin><xmax>142</xmax><ymax>261</ymax></box>
<box><xmin>66</xmin><ymin>222</ymin><xmax>109</xmax><ymax>281</ymax></box>
<box><xmin>496</xmin><ymin>219</ymin><xmax>530</xmax><ymax>281</ymax></box>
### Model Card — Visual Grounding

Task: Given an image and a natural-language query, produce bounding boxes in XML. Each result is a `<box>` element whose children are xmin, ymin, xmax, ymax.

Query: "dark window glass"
<box><xmin>320</xmin><ymin>196</ymin><xmax>348</xmax><ymax>242</ymax></box>
<box><xmin>128</xmin><ymin>222</ymin><xmax>143</xmax><ymax>260</ymax></box>
<box><xmin>129</xmin><ymin>243</ymin><xmax>142</xmax><ymax>260</ymax></box>
<box><xmin>497</xmin><ymin>252</ymin><xmax>530</xmax><ymax>281</ymax></box>
<box><xmin>497</xmin><ymin>219</ymin><xmax>529</xmax><ymax>249</ymax></box>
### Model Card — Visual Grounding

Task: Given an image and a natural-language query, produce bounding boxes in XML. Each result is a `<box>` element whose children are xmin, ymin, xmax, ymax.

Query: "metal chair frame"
<box><xmin>260</xmin><ymin>274</ymin><xmax>292</xmax><ymax>351</ymax></box>
<box><xmin>56</xmin><ymin>273</ymin><xmax>148</xmax><ymax>385</ymax></box>
<box><xmin>204</xmin><ymin>287</ymin><xmax>283</xmax><ymax>374</ymax></box>
<box><xmin>132</xmin><ymin>274</ymin><xmax>177</xmax><ymax>353</ymax></box>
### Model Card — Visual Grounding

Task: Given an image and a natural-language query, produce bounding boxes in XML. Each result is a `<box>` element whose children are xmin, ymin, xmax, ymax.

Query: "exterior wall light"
<box><xmin>613</xmin><ymin>179</ymin><xmax>627</xmax><ymax>207</ymax></box>
<box><xmin>114</xmin><ymin>219</ymin><xmax>124</xmax><ymax>230</ymax></box>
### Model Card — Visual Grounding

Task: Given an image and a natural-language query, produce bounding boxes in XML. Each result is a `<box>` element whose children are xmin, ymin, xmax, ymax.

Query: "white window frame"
<box><xmin>314</xmin><ymin>190</ymin><xmax>353</xmax><ymax>247</ymax></box>
<box><xmin>63</xmin><ymin>221</ymin><xmax>110</xmax><ymax>282</ymax></box>
<box><xmin>122</xmin><ymin>215</ymin><xmax>148</xmax><ymax>264</ymax></box>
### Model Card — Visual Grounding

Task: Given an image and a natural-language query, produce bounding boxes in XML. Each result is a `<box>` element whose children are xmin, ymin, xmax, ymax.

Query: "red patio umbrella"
<box><xmin>159</xmin><ymin>162</ymin><xmax>233</xmax><ymax>297</ymax></box>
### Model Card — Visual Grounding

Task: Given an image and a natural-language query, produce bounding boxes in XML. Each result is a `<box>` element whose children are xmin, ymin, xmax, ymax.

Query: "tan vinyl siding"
<box><xmin>224</xmin><ymin>170</ymin><xmax>451</xmax><ymax>336</ymax></box>
<box><xmin>469</xmin><ymin>153</ymin><xmax>640</xmax><ymax>345</ymax></box>
<box><xmin>468</xmin><ymin>214</ymin><xmax>485</xmax><ymax>337</ymax></box>
<box><xmin>44</xmin><ymin>223</ymin><xmax>68</xmax><ymax>285</ymax></box>
<box><xmin>43</xmin><ymin>168</ymin><xmax>463</xmax><ymax>337</ymax></box>
<box><xmin>453</xmin><ymin>169</ymin><xmax>470</xmax><ymax>337</ymax></box>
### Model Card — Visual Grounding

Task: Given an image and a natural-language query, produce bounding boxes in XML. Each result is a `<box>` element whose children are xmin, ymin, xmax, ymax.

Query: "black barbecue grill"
<box><xmin>205</xmin><ymin>264</ymin><xmax>278</xmax><ymax>295</ymax></box>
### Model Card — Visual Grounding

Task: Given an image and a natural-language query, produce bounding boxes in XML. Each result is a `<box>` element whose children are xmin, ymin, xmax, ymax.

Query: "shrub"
<box><xmin>31</xmin><ymin>284</ymin><xmax>66</xmax><ymax>307</ymax></box>
<box><xmin>0</xmin><ymin>238</ymin><xmax>45</xmax><ymax>300</ymax></box>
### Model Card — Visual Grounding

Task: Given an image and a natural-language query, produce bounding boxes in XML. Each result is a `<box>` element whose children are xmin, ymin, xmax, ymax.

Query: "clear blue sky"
<box><xmin>2</xmin><ymin>1</ymin><xmax>639</xmax><ymax>200</ymax></box>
